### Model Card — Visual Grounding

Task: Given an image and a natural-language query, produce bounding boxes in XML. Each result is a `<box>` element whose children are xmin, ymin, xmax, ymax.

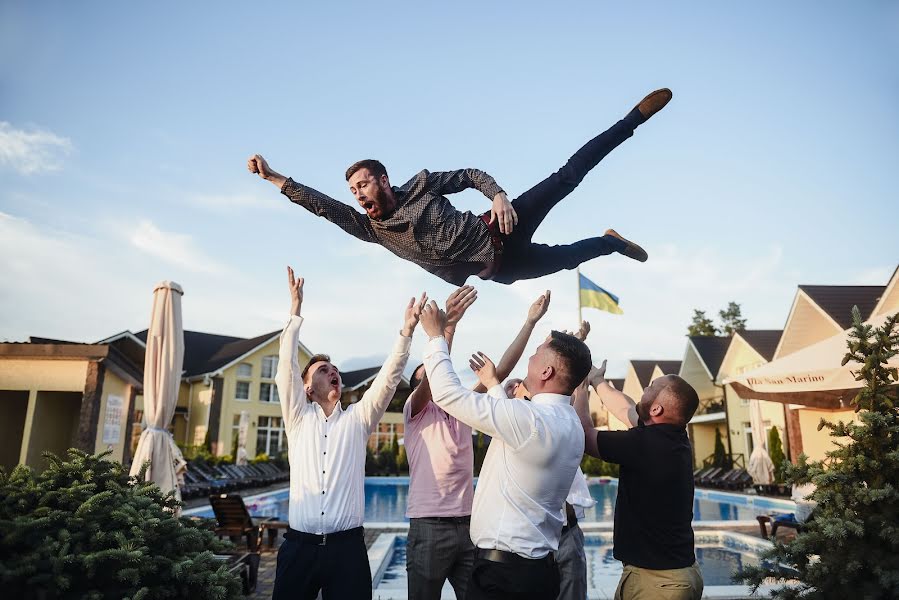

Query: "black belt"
<box><xmin>413</xmin><ymin>516</ymin><xmax>471</xmax><ymax>523</ymax></box>
<box><xmin>284</xmin><ymin>526</ymin><xmax>363</xmax><ymax>546</ymax></box>
<box><xmin>476</xmin><ymin>548</ymin><xmax>555</xmax><ymax>566</ymax></box>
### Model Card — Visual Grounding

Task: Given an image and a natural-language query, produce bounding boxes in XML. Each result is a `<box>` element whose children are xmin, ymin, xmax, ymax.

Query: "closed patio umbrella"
<box><xmin>747</xmin><ymin>399</ymin><xmax>775</xmax><ymax>485</ymax></box>
<box><xmin>129</xmin><ymin>281</ymin><xmax>186</xmax><ymax>505</ymax></box>
<box><xmin>236</xmin><ymin>410</ymin><xmax>250</xmax><ymax>466</ymax></box>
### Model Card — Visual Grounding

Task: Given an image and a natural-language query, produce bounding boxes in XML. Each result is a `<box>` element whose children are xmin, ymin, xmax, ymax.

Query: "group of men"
<box><xmin>252</xmin><ymin>88</ymin><xmax>703</xmax><ymax>599</ymax></box>
<box><xmin>270</xmin><ymin>268</ymin><xmax>702</xmax><ymax>600</ymax></box>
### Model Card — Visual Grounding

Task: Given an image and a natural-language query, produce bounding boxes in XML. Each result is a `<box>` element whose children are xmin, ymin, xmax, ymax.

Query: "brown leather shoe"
<box><xmin>605</xmin><ymin>229</ymin><xmax>648</xmax><ymax>262</ymax></box>
<box><xmin>635</xmin><ymin>88</ymin><xmax>672</xmax><ymax>121</ymax></box>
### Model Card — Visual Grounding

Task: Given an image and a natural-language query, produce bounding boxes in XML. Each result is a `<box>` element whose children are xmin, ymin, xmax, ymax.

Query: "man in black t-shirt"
<box><xmin>573</xmin><ymin>361</ymin><xmax>703</xmax><ymax>600</ymax></box>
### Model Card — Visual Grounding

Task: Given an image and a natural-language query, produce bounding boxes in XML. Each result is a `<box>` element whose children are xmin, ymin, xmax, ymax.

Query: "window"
<box><xmin>256</xmin><ymin>416</ymin><xmax>284</xmax><ymax>455</ymax></box>
<box><xmin>261</xmin><ymin>356</ymin><xmax>278</xmax><ymax>379</ymax></box>
<box><xmin>235</xmin><ymin>381</ymin><xmax>250</xmax><ymax>401</ymax></box>
<box><xmin>237</xmin><ymin>363</ymin><xmax>252</xmax><ymax>378</ymax></box>
<box><xmin>260</xmin><ymin>382</ymin><xmax>280</xmax><ymax>403</ymax></box>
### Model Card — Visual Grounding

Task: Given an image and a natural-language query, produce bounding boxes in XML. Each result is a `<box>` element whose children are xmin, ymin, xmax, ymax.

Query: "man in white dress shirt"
<box><xmin>271</xmin><ymin>266</ymin><xmax>425</xmax><ymax>600</ymax></box>
<box><xmin>419</xmin><ymin>301</ymin><xmax>589</xmax><ymax>600</ymax></box>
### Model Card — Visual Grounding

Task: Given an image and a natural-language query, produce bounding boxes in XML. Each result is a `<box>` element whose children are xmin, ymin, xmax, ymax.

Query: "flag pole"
<box><xmin>576</xmin><ymin>267</ymin><xmax>583</xmax><ymax>326</ymax></box>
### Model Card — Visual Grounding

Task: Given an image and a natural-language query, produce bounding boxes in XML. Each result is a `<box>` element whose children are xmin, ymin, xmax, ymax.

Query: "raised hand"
<box><xmin>490</xmin><ymin>191</ymin><xmax>518</xmax><ymax>235</ymax></box>
<box><xmin>445</xmin><ymin>285</ymin><xmax>478</xmax><ymax>327</ymax></box>
<box><xmin>527</xmin><ymin>290</ymin><xmax>551</xmax><ymax>325</ymax></box>
<box><xmin>247</xmin><ymin>154</ymin><xmax>287</xmax><ymax>188</ymax></box>
<box><xmin>469</xmin><ymin>351</ymin><xmax>500</xmax><ymax>390</ymax></box>
<box><xmin>287</xmin><ymin>266</ymin><xmax>304</xmax><ymax>317</ymax></box>
<box><xmin>576</xmin><ymin>320</ymin><xmax>591</xmax><ymax>341</ymax></box>
<box><xmin>420</xmin><ymin>300</ymin><xmax>448</xmax><ymax>339</ymax></box>
<box><xmin>401</xmin><ymin>292</ymin><xmax>428</xmax><ymax>337</ymax></box>
<box><xmin>590</xmin><ymin>359</ymin><xmax>608</xmax><ymax>387</ymax></box>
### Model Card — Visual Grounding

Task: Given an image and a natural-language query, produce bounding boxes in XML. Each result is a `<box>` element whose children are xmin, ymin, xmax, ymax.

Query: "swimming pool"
<box><xmin>184</xmin><ymin>476</ymin><xmax>796</xmax><ymax>525</ymax></box>
<box><xmin>368</xmin><ymin>530</ymin><xmax>786</xmax><ymax>599</ymax></box>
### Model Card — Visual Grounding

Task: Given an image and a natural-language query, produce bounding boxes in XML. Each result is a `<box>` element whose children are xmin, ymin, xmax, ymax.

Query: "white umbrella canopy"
<box><xmin>129</xmin><ymin>281</ymin><xmax>186</xmax><ymax>504</ymax></box>
<box><xmin>236</xmin><ymin>410</ymin><xmax>250</xmax><ymax>466</ymax></box>
<box><xmin>747</xmin><ymin>399</ymin><xmax>775</xmax><ymax>485</ymax></box>
<box><xmin>725</xmin><ymin>313</ymin><xmax>899</xmax><ymax>409</ymax></box>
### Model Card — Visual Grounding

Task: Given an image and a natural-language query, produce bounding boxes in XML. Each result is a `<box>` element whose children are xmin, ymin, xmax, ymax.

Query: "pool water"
<box><xmin>186</xmin><ymin>477</ymin><xmax>792</xmax><ymax>523</ymax></box>
<box><xmin>373</xmin><ymin>531</ymin><xmax>780</xmax><ymax>598</ymax></box>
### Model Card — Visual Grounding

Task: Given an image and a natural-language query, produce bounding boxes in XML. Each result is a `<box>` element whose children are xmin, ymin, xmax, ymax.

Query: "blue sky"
<box><xmin>2</xmin><ymin>1</ymin><xmax>897</xmax><ymax>381</ymax></box>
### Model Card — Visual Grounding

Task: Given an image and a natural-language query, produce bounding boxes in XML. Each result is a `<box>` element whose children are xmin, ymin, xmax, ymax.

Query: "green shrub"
<box><xmin>0</xmin><ymin>449</ymin><xmax>242</xmax><ymax>599</ymax></box>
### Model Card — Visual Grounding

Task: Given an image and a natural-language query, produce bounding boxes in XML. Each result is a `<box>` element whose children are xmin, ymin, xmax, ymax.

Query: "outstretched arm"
<box><xmin>356</xmin><ymin>293</ymin><xmax>425</xmax><ymax>432</ymax></box>
<box><xmin>419</xmin><ymin>301</ymin><xmax>534</xmax><ymax>448</ymax></box>
<box><xmin>471</xmin><ymin>291</ymin><xmax>550</xmax><ymax>393</ymax></box>
<box><xmin>572</xmin><ymin>379</ymin><xmax>600</xmax><ymax>458</ymax></box>
<box><xmin>248</xmin><ymin>154</ymin><xmax>377</xmax><ymax>243</ymax></box>
<box><xmin>590</xmin><ymin>360</ymin><xmax>639</xmax><ymax>428</ymax></box>
<box><xmin>274</xmin><ymin>266</ymin><xmax>308</xmax><ymax>434</ymax></box>
<box><xmin>407</xmin><ymin>286</ymin><xmax>478</xmax><ymax>419</ymax></box>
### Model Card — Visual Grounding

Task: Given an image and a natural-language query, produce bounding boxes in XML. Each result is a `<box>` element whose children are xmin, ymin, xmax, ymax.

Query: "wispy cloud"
<box><xmin>0</xmin><ymin>122</ymin><xmax>73</xmax><ymax>175</ymax></box>
<box><xmin>129</xmin><ymin>220</ymin><xmax>228</xmax><ymax>274</ymax></box>
<box><xmin>186</xmin><ymin>192</ymin><xmax>290</xmax><ymax>213</ymax></box>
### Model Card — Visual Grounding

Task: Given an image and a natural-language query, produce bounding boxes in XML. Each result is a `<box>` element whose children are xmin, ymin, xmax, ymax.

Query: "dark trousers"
<box><xmin>406</xmin><ymin>517</ymin><xmax>475</xmax><ymax>600</ymax></box>
<box><xmin>272</xmin><ymin>527</ymin><xmax>371</xmax><ymax>600</ymax></box>
<box><xmin>493</xmin><ymin>108</ymin><xmax>644</xmax><ymax>284</ymax></box>
<box><xmin>467</xmin><ymin>552</ymin><xmax>560</xmax><ymax>600</ymax></box>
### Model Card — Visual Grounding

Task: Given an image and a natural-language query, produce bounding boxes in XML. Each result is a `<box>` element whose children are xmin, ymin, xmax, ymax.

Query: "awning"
<box><xmin>725</xmin><ymin>313</ymin><xmax>898</xmax><ymax>409</ymax></box>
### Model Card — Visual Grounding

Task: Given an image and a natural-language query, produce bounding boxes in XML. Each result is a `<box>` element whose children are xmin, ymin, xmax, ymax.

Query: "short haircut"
<box><xmin>301</xmin><ymin>353</ymin><xmax>332</xmax><ymax>382</ymax></box>
<box><xmin>546</xmin><ymin>330</ymin><xmax>592</xmax><ymax>394</ymax></box>
<box><xmin>409</xmin><ymin>363</ymin><xmax>426</xmax><ymax>391</ymax></box>
<box><xmin>663</xmin><ymin>376</ymin><xmax>700</xmax><ymax>423</ymax></box>
<box><xmin>346</xmin><ymin>159</ymin><xmax>388</xmax><ymax>182</ymax></box>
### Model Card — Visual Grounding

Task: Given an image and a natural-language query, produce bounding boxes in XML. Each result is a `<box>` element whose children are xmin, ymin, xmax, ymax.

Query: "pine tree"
<box><xmin>0</xmin><ymin>449</ymin><xmax>242</xmax><ymax>599</ymax></box>
<box><xmin>768</xmin><ymin>426</ymin><xmax>786</xmax><ymax>483</ymax></box>
<box><xmin>737</xmin><ymin>308</ymin><xmax>899</xmax><ymax>598</ymax></box>
<box><xmin>719</xmin><ymin>301</ymin><xmax>747</xmax><ymax>336</ymax></box>
<box><xmin>687</xmin><ymin>309</ymin><xmax>719</xmax><ymax>337</ymax></box>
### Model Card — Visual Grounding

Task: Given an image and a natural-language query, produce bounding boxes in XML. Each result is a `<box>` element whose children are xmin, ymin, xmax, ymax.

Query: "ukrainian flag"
<box><xmin>579</xmin><ymin>272</ymin><xmax>623</xmax><ymax>315</ymax></box>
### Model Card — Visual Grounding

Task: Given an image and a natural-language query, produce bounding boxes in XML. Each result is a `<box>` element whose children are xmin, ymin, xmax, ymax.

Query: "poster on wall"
<box><xmin>102</xmin><ymin>395</ymin><xmax>124</xmax><ymax>444</ymax></box>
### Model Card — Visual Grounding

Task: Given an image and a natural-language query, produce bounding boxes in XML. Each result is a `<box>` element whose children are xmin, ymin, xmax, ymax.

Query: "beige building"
<box><xmin>679</xmin><ymin>336</ymin><xmax>732</xmax><ymax>469</ymax></box>
<box><xmin>716</xmin><ymin>330</ymin><xmax>786</xmax><ymax>468</ymax></box>
<box><xmin>0</xmin><ymin>336</ymin><xmax>144</xmax><ymax>471</ymax></box>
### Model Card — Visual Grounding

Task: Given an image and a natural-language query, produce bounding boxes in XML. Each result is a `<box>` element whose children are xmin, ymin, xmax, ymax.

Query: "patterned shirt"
<box><xmin>281</xmin><ymin>169</ymin><xmax>504</xmax><ymax>285</ymax></box>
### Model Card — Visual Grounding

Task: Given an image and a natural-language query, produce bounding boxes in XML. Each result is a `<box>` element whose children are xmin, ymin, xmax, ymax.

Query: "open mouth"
<box><xmin>330</xmin><ymin>376</ymin><xmax>339</xmax><ymax>388</ymax></box>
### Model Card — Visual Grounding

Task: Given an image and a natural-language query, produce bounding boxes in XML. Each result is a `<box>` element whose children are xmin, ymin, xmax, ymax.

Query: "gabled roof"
<box><xmin>688</xmin><ymin>336</ymin><xmax>732</xmax><ymax>379</ymax></box>
<box><xmin>798</xmin><ymin>285</ymin><xmax>885</xmax><ymax>330</ymax></box>
<box><xmin>655</xmin><ymin>361</ymin><xmax>682</xmax><ymax>376</ymax></box>
<box><xmin>607</xmin><ymin>378</ymin><xmax>625</xmax><ymax>391</ymax></box>
<box><xmin>630</xmin><ymin>360</ymin><xmax>659</xmax><ymax>388</ymax></box>
<box><xmin>738</xmin><ymin>330</ymin><xmax>783</xmax><ymax>362</ymax></box>
<box><xmin>135</xmin><ymin>328</ymin><xmax>283</xmax><ymax>378</ymax></box>
<box><xmin>341</xmin><ymin>366</ymin><xmax>381</xmax><ymax>390</ymax></box>
<box><xmin>340</xmin><ymin>366</ymin><xmax>410</xmax><ymax>391</ymax></box>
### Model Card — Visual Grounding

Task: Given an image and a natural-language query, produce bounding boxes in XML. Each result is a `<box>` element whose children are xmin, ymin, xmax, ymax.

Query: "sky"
<box><xmin>2</xmin><ymin>1</ymin><xmax>898</xmax><ymax>383</ymax></box>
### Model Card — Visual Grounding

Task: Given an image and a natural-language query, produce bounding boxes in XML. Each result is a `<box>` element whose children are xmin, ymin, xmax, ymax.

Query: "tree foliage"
<box><xmin>0</xmin><ymin>449</ymin><xmax>241</xmax><ymax>600</ymax></box>
<box><xmin>768</xmin><ymin>426</ymin><xmax>786</xmax><ymax>483</ymax></box>
<box><xmin>736</xmin><ymin>309</ymin><xmax>899</xmax><ymax>598</ymax></box>
<box><xmin>719</xmin><ymin>301</ymin><xmax>748</xmax><ymax>336</ymax></box>
<box><xmin>687</xmin><ymin>309</ymin><xmax>719</xmax><ymax>336</ymax></box>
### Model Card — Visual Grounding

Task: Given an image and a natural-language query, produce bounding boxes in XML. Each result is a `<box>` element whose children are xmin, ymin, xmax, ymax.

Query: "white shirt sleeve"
<box><xmin>355</xmin><ymin>334</ymin><xmax>412</xmax><ymax>433</ymax></box>
<box><xmin>424</xmin><ymin>337</ymin><xmax>535</xmax><ymax>450</ymax></box>
<box><xmin>275</xmin><ymin>315</ymin><xmax>308</xmax><ymax>434</ymax></box>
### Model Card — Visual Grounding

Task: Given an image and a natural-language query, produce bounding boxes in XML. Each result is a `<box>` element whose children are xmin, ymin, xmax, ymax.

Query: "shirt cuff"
<box><xmin>487</xmin><ymin>383</ymin><xmax>507</xmax><ymax>399</ymax></box>
<box><xmin>424</xmin><ymin>336</ymin><xmax>450</xmax><ymax>358</ymax></box>
<box><xmin>393</xmin><ymin>333</ymin><xmax>413</xmax><ymax>354</ymax></box>
<box><xmin>286</xmin><ymin>315</ymin><xmax>304</xmax><ymax>328</ymax></box>
<box><xmin>484</xmin><ymin>182</ymin><xmax>504</xmax><ymax>199</ymax></box>
<box><xmin>280</xmin><ymin>177</ymin><xmax>299</xmax><ymax>195</ymax></box>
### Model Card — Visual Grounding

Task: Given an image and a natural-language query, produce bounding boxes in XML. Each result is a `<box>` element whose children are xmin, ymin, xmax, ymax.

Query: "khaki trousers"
<box><xmin>614</xmin><ymin>562</ymin><xmax>703</xmax><ymax>600</ymax></box>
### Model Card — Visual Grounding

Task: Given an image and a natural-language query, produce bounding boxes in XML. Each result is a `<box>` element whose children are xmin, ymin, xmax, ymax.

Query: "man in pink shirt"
<box><xmin>403</xmin><ymin>287</ymin><xmax>551</xmax><ymax>599</ymax></box>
